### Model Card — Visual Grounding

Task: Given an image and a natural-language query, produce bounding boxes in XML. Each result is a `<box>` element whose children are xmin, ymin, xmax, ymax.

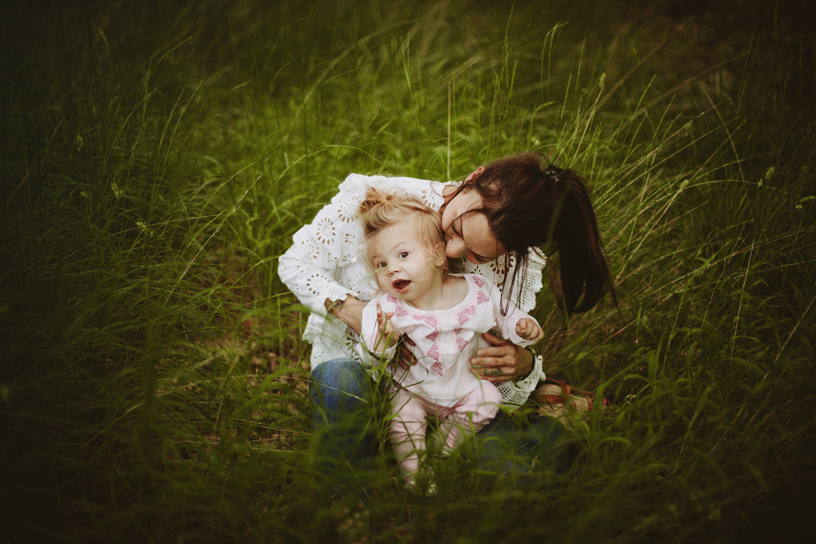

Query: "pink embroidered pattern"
<box><xmin>477</xmin><ymin>290</ymin><xmax>489</xmax><ymax>305</ymax></box>
<box><xmin>412</xmin><ymin>314</ymin><xmax>439</xmax><ymax>329</ymax></box>
<box><xmin>386</xmin><ymin>276</ymin><xmax>495</xmax><ymax>381</ymax></box>
<box><xmin>457</xmin><ymin>305</ymin><xmax>476</xmax><ymax>326</ymax></box>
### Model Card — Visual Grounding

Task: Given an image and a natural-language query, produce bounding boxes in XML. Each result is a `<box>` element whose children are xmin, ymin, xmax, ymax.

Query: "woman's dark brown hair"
<box><xmin>451</xmin><ymin>152</ymin><xmax>616</xmax><ymax>315</ymax></box>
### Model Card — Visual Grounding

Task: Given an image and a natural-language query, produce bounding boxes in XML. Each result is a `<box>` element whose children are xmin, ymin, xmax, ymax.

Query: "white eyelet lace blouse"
<box><xmin>278</xmin><ymin>173</ymin><xmax>547</xmax><ymax>408</ymax></box>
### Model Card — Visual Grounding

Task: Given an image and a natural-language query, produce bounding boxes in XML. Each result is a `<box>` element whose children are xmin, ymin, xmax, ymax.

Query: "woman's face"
<box><xmin>440</xmin><ymin>189</ymin><xmax>507</xmax><ymax>264</ymax></box>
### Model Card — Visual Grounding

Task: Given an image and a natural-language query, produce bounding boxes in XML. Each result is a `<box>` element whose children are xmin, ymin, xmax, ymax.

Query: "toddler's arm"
<box><xmin>372</xmin><ymin>301</ymin><xmax>399</xmax><ymax>353</ymax></box>
<box><xmin>358</xmin><ymin>298</ymin><xmax>400</xmax><ymax>364</ymax></box>
<box><xmin>483</xmin><ymin>278</ymin><xmax>542</xmax><ymax>347</ymax></box>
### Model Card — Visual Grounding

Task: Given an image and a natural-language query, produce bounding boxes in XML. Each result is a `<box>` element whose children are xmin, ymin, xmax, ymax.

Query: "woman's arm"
<box><xmin>278</xmin><ymin>241</ymin><xmax>355</xmax><ymax>314</ymax></box>
<box><xmin>278</xmin><ymin>177</ymin><xmax>371</xmax><ymax>320</ymax></box>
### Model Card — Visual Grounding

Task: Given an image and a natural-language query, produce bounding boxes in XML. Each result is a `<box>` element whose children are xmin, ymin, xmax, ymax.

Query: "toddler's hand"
<box><xmin>515</xmin><ymin>318</ymin><xmax>544</xmax><ymax>342</ymax></box>
<box><xmin>376</xmin><ymin>301</ymin><xmax>398</xmax><ymax>350</ymax></box>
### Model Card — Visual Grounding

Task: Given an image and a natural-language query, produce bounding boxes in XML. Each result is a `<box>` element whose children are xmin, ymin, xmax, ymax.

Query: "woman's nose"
<box><xmin>445</xmin><ymin>237</ymin><xmax>465</xmax><ymax>259</ymax></box>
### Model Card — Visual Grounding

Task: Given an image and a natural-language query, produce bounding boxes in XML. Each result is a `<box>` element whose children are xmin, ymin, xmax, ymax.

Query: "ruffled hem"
<box><xmin>495</xmin><ymin>355</ymin><xmax>544</xmax><ymax>409</ymax></box>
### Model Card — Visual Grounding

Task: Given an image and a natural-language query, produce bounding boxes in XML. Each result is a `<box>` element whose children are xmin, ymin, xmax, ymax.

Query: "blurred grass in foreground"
<box><xmin>1</xmin><ymin>0</ymin><xmax>815</xmax><ymax>542</ymax></box>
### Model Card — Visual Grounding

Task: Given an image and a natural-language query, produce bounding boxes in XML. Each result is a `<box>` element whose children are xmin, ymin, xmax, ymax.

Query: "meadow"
<box><xmin>1</xmin><ymin>0</ymin><xmax>815</xmax><ymax>541</ymax></box>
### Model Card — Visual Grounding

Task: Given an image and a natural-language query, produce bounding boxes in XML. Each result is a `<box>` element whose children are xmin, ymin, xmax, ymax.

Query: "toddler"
<box><xmin>356</xmin><ymin>188</ymin><xmax>543</xmax><ymax>488</ymax></box>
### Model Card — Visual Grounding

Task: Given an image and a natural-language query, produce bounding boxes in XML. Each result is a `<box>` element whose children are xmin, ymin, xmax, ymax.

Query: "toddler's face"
<box><xmin>371</xmin><ymin>220</ymin><xmax>441</xmax><ymax>306</ymax></box>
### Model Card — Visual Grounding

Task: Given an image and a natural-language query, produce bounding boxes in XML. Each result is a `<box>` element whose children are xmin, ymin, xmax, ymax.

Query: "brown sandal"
<box><xmin>535</xmin><ymin>378</ymin><xmax>608</xmax><ymax>421</ymax></box>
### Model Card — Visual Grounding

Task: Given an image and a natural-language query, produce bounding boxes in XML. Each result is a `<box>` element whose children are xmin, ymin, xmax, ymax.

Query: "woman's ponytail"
<box><xmin>548</xmin><ymin>167</ymin><xmax>616</xmax><ymax>314</ymax></box>
<box><xmin>469</xmin><ymin>153</ymin><xmax>615</xmax><ymax>315</ymax></box>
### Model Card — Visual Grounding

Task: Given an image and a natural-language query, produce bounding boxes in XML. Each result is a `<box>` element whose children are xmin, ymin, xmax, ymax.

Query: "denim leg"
<box><xmin>309</xmin><ymin>358</ymin><xmax>377</xmax><ymax>498</ymax></box>
<box><xmin>467</xmin><ymin>410</ymin><xmax>577</xmax><ymax>483</ymax></box>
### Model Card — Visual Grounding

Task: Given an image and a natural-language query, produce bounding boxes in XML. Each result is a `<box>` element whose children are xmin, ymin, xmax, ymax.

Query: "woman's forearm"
<box><xmin>278</xmin><ymin>237</ymin><xmax>354</xmax><ymax>316</ymax></box>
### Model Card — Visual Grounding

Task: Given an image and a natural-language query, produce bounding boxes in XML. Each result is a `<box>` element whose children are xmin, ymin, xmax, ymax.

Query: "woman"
<box><xmin>278</xmin><ymin>153</ymin><xmax>614</xmax><ymax>495</ymax></box>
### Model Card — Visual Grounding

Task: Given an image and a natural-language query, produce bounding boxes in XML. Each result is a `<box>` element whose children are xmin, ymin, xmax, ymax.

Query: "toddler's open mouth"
<box><xmin>392</xmin><ymin>279</ymin><xmax>411</xmax><ymax>293</ymax></box>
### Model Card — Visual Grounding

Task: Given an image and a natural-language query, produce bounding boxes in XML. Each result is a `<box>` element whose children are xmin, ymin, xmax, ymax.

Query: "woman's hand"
<box><xmin>396</xmin><ymin>336</ymin><xmax>418</xmax><ymax>370</ymax></box>
<box><xmin>470</xmin><ymin>332</ymin><xmax>534</xmax><ymax>383</ymax></box>
<box><xmin>325</xmin><ymin>295</ymin><xmax>367</xmax><ymax>334</ymax></box>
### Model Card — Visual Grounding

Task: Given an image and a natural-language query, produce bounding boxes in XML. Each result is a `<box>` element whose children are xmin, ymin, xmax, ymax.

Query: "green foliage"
<box><xmin>1</xmin><ymin>0</ymin><xmax>815</xmax><ymax>541</ymax></box>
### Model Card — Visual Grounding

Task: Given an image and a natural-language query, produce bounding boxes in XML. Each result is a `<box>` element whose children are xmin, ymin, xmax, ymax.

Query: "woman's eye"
<box><xmin>467</xmin><ymin>252</ymin><xmax>487</xmax><ymax>264</ymax></box>
<box><xmin>453</xmin><ymin>220</ymin><xmax>467</xmax><ymax>239</ymax></box>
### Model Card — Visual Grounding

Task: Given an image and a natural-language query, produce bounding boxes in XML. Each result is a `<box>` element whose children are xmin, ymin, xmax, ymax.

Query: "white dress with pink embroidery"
<box><xmin>358</xmin><ymin>274</ymin><xmax>539</xmax><ymax>406</ymax></box>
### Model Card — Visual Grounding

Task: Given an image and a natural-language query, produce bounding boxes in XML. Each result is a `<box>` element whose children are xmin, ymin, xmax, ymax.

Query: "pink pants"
<box><xmin>389</xmin><ymin>382</ymin><xmax>502</xmax><ymax>479</ymax></box>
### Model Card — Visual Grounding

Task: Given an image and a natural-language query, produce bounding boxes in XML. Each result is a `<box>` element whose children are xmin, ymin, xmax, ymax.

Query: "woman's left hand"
<box><xmin>469</xmin><ymin>332</ymin><xmax>533</xmax><ymax>383</ymax></box>
<box><xmin>396</xmin><ymin>335</ymin><xmax>419</xmax><ymax>370</ymax></box>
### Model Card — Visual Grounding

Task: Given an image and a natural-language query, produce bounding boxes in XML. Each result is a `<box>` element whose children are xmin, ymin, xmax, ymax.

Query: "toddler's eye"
<box><xmin>399</xmin><ymin>251</ymin><xmax>409</xmax><ymax>258</ymax></box>
<box><xmin>376</xmin><ymin>261</ymin><xmax>387</xmax><ymax>270</ymax></box>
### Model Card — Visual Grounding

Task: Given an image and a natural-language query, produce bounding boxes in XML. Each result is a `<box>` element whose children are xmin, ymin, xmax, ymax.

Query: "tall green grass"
<box><xmin>1</xmin><ymin>0</ymin><xmax>814</xmax><ymax>541</ymax></box>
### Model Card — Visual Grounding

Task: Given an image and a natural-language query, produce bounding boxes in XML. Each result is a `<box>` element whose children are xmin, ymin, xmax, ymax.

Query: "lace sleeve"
<box><xmin>495</xmin><ymin>355</ymin><xmax>544</xmax><ymax>409</ymax></box>
<box><xmin>277</xmin><ymin>177</ymin><xmax>370</xmax><ymax>315</ymax></box>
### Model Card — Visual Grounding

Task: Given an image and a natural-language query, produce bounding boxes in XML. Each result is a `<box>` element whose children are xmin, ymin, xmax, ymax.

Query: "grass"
<box><xmin>1</xmin><ymin>0</ymin><xmax>815</xmax><ymax>541</ymax></box>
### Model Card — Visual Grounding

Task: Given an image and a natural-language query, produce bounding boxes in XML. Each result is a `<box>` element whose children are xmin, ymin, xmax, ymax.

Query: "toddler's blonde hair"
<box><xmin>358</xmin><ymin>188</ymin><xmax>447</xmax><ymax>279</ymax></box>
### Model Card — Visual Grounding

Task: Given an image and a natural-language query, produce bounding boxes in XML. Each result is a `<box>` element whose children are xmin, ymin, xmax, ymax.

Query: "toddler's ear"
<box><xmin>431</xmin><ymin>243</ymin><xmax>447</xmax><ymax>268</ymax></box>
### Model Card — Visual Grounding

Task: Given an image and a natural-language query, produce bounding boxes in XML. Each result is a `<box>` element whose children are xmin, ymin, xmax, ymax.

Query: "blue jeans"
<box><xmin>309</xmin><ymin>358</ymin><xmax>576</xmax><ymax>497</ymax></box>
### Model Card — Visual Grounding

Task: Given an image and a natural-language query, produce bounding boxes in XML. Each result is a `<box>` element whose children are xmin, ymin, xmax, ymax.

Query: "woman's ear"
<box><xmin>464</xmin><ymin>166</ymin><xmax>485</xmax><ymax>184</ymax></box>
